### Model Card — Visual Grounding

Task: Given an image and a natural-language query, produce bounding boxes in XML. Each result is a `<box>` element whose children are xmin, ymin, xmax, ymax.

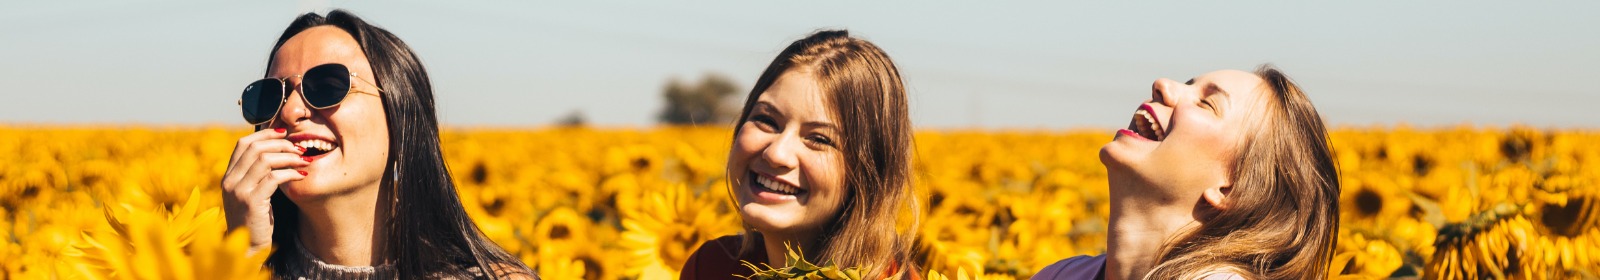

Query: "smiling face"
<box><xmin>266</xmin><ymin>26</ymin><xmax>390</xmax><ymax>202</ymax></box>
<box><xmin>1100</xmin><ymin>69</ymin><xmax>1272</xmax><ymax>202</ymax></box>
<box><xmin>728</xmin><ymin>70</ymin><xmax>848</xmax><ymax>239</ymax></box>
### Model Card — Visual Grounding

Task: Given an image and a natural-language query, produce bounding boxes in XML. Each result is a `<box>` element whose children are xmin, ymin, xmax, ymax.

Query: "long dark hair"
<box><xmin>262</xmin><ymin>10</ymin><xmax>531</xmax><ymax>278</ymax></box>
<box><xmin>729</xmin><ymin>30</ymin><xmax>920</xmax><ymax>279</ymax></box>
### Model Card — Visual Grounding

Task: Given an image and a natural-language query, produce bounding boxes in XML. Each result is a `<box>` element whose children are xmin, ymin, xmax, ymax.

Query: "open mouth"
<box><xmin>1129</xmin><ymin>104</ymin><xmax>1166</xmax><ymax>141</ymax></box>
<box><xmin>293</xmin><ymin>138</ymin><xmax>338</xmax><ymax>157</ymax></box>
<box><xmin>748</xmin><ymin>171</ymin><xmax>805</xmax><ymax>196</ymax></box>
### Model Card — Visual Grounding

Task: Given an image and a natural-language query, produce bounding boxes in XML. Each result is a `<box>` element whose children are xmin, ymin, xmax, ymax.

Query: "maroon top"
<box><xmin>681</xmin><ymin>234</ymin><xmax>922</xmax><ymax>280</ymax></box>
<box><xmin>681</xmin><ymin>235</ymin><xmax>766</xmax><ymax>280</ymax></box>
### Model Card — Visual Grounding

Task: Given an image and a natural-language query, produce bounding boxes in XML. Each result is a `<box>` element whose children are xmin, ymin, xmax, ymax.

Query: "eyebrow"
<box><xmin>753</xmin><ymin>101</ymin><xmax>777</xmax><ymax>115</ymax></box>
<box><xmin>1203</xmin><ymin>83</ymin><xmax>1230</xmax><ymax>98</ymax></box>
<box><xmin>804</xmin><ymin>121</ymin><xmax>838</xmax><ymax>130</ymax></box>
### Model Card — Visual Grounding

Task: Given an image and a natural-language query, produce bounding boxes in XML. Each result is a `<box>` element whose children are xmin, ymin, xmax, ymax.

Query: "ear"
<box><xmin>1202</xmin><ymin>185</ymin><xmax>1232</xmax><ymax>211</ymax></box>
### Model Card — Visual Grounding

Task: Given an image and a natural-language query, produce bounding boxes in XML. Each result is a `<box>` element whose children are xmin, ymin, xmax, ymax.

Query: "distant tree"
<box><xmin>555</xmin><ymin>109</ymin><xmax>587</xmax><ymax>127</ymax></box>
<box><xmin>658</xmin><ymin>73</ymin><xmax>743</xmax><ymax>125</ymax></box>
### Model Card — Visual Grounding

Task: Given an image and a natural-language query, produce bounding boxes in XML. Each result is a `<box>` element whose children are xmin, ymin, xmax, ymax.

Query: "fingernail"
<box><xmin>298</xmin><ymin>170</ymin><xmax>308</xmax><ymax>176</ymax></box>
<box><xmin>274</xmin><ymin>128</ymin><xmax>286</xmax><ymax>133</ymax></box>
<box><xmin>302</xmin><ymin>156</ymin><xmax>314</xmax><ymax>162</ymax></box>
<box><xmin>297</xmin><ymin>146</ymin><xmax>306</xmax><ymax>153</ymax></box>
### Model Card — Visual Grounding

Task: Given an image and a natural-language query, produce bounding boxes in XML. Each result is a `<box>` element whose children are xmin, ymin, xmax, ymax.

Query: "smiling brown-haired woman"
<box><xmin>1033</xmin><ymin>66</ymin><xmax>1339</xmax><ymax>280</ymax></box>
<box><xmin>680</xmin><ymin>30</ymin><xmax>921</xmax><ymax>280</ymax></box>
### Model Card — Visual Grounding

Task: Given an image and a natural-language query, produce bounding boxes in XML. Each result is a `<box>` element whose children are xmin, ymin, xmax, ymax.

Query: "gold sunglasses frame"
<box><xmin>237</xmin><ymin>63</ymin><xmax>385</xmax><ymax>126</ymax></box>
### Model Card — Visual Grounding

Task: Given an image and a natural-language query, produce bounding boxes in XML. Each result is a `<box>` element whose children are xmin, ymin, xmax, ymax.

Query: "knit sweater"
<box><xmin>272</xmin><ymin>237</ymin><xmax>397</xmax><ymax>280</ymax></box>
<box><xmin>271</xmin><ymin>237</ymin><xmax>536</xmax><ymax>279</ymax></box>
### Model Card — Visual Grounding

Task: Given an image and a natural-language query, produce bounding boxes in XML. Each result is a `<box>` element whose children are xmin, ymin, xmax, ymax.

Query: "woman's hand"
<box><xmin>221</xmin><ymin>127</ymin><xmax>308</xmax><ymax>254</ymax></box>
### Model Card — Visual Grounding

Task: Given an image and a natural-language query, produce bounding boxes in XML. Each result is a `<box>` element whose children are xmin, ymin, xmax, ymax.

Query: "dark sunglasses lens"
<box><xmin>242</xmin><ymin>79</ymin><xmax>283</xmax><ymax>124</ymax></box>
<box><xmin>302</xmin><ymin>64</ymin><xmax>351</xmax><ymax>108</ymax></box>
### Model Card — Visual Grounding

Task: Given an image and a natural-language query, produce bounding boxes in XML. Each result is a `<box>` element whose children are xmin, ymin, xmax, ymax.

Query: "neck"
<box><xmin>295</xmin><ymin>184</ymin><xmax>390</xmax><ymax>267</ymax></box>
<box><xmin>760</xmin><ymin>231</ymin><xmax>818</xmax><ymax>268</ymax></box>
<box><xmin>1104</xmin><ymin>176</ymin><xmax>1199</xmax><ymax>280</ymax></box>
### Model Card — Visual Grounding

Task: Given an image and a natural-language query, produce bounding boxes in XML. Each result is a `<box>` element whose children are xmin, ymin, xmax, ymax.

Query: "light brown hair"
<box><xmin>729</xmin><ymin>29</ymin><xmax>919</xmax><ymax>279</ymax></box>
<box><xmin>1146</xmin><ymin>65</ymin><xmax>1340</xmax><ymax>279</ymax></box>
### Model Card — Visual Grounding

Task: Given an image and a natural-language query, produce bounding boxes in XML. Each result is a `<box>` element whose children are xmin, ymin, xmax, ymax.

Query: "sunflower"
<box><xmin>534</xmin><ymin>255</ymin><xmax>587</xmax><ymax>280</ymax></box>
<box><xmin>740</xmin><ymin>244</ymin><xmax>863</xmax><ymax>280</ymax></box>
<box><xmin>531</xmin><ymin>207</ymin><xmax>592</xmax><ymax>256</ymax></box>
<box><xmin>924</xmin><ymin>266</ymin><xmax>1016</xmax><ymax>280</ymax></box>
<box><xmin>1425</xmin><ymin>203</ymin><xmax>1533</xmax><ymax>279</ymax></box>
<box><xmin>1331</xmin><ymin>229</ymin><xmax>1404</xmax><ymax>278</ymax></box>
<box><xmin>602</xmin><ymin>144</ymin><xmax>663</xmax><ymax>178</ymax></box>
<box><xmin>1523</xmin><ymin>182</ymin><xmax>1600</xmax><ymax>275</ymax></box>
<box><xmin>70</xmin><ymin>186</ymin><xmax>271</xmax><ymax>279</ymax></box>
<box><xmin>1341</xmin><ymin>171</ymin><xmax>1415</xmax><ymax>227</ymax></box>
<box><xmin>618</xmin><ymin>182</ymin><xmax>740</xmax><ymax>278</ymax></box>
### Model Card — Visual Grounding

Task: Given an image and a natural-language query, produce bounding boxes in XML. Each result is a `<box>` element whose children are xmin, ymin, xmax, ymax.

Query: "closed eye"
<box><xmin>1199</xmin><ymin>84</ymin><xmax>1229</xmax><ymax>117</ymax></box>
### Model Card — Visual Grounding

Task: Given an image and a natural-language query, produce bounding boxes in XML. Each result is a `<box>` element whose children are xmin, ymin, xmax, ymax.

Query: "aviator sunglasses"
<box><xmin>238</xmin><ymin>63</ymin><xmax>384</xmax><ymax>125</ymax></box>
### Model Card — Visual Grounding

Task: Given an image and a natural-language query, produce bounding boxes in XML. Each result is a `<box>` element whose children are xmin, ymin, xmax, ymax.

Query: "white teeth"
<box><xmin>294</xmin><ymin>139</ymin><xmax>337</xmax><ymax>152</ymax></box>
<box><xmin>1133</xmin><ymin>110</ymin><xmax>1165</xmax><ymax>141</ymax></box>
<box><xmin>756</xmin><ymin>175</ymin><xmax>801</xmax><ymax>195</ymax></box>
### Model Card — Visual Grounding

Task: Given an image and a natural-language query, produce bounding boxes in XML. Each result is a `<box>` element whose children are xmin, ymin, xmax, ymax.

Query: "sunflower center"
<box><xmin>470</xmin><ymin>161</ymin><xmax>488</xmax><ymax>185</ymax></box>
<box><xmin>1412</xmin><ymin>155</ymin><xmax>1433</xmax><ymax>176</ymax></box>
<box><xmin>632</xmin><ymin>158</ymin><xmax>652</xmax><ymax>170</ymax></box>
<box><xmin>579</xmin><ymin>256</ymin><xmax>603</xmax><ymax>280</ymax></box>
<box><xmin>1355</xmin><ymin>188</ymin><xmax>1384</xmax><ymax>216</ymax></box>
<box><xmin>1500</xmin><ymin>133</ymin><xmax>1533</xmax><ymax>163</ymax></box>
<box><xmin>485</xmin><ymin>198</ymin><xmax>506</xmax><ymax>216</ymax></box>
<box><xmin>1540</xmin><ymin>196</ymin><xmax>1593</xmax><ymax>237</ymax></box>
<box><xmin>661</xmin><ymin>228</ymin><xmax>698</xmax><ymax>270</ymax></box>
<box><xmin>550</xmin><ymin>224</ymin><xmax>571</xmax><ymax>240</ymax></box>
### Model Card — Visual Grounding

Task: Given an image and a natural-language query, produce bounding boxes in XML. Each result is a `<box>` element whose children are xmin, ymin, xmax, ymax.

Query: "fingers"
<box><xmin>232</xmin><ymin>153</ymin><xmax>311</xmax><ymax>195</ymax></box>
<box><xmin>223</xmin><ymin>136</ymin><xmax>304</xmax><ymax>192</ymax></box>
<box><xmin>224</xmin><ymin>166</ymin><xmax>304</xmax><ymax>231</ymax></box>
<box><xmin>251</xmin><ymin>169</ymin><xmax>306</xmax><ymax>198</ymax></box>
<box><xmin>228</xmin><ymin>127</ymin><xmax>291</xmax><ymax>165</ymax></box>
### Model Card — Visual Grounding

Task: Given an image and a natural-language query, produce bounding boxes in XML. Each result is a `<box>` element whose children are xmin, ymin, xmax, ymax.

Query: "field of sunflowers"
<box><xmin>2</xmin><ymin>125</ymin><xmax>1597</xmax><ymax>279</ymax></box>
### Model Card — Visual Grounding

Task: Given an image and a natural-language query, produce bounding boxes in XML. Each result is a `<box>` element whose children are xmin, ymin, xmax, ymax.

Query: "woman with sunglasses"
<box><xmin>1031</xmin><ymin>66</ymin><xmax>1339</xmax><ymax>279</ymax></box>
<box><xmin>680</xmin><ymin>30</ymin><xmax>921</xmax><ymax>280</ymax></box>
<box><xmin>221</xmin><ymin>10</ymin><xmax>533</xmax><ymax>279</ymax></box>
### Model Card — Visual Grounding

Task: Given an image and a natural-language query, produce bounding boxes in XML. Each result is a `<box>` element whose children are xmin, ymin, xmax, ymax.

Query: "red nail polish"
<box><xmin>297</xmin><ymin>146</ymin><xmax>306</xmax><ymax>153</ymax></box>
<box><xmin>298</xmin><ymin>170</ymin><xmax>308</xmax><ymax>176</ymax></box>
<box><xmin>274</xmin><ymin>128</ymin><xmax>286</xmax><ymax>133</ymax></box>
<box><xmin>302</xmin><ymin>156</ymin><xmax>313</xmax><ymax>162</ymax></box>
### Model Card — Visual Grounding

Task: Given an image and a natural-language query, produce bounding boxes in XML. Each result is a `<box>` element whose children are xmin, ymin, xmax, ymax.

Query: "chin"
<box><xmin>1099</xmin><ymin>144</ymin><xmax>1140</xmax><ymax>169</ymax></box>
<box><xmin>279</xmin><ymin>181</ymin><xmax>325</xmax><ymax>202</ymax></box>
<box><xmin>739</xmin><ymin>204</ymin><xmax>806</xmax><ymax>234</ymax></box>
<box><xmin>1102</xmin><ymin>147</ymin><xmax>1158</xmax><ymax>184</ymax></box>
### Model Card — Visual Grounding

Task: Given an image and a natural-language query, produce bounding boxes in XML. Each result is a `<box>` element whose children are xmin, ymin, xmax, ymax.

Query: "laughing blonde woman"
<box><xmin>1034</xmin><ymin>66</ymin><xmax>1339</xmax><ymax>280</ymax></box>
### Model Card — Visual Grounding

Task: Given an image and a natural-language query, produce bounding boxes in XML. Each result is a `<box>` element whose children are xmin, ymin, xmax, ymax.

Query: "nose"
<box><xmin>758</xmin><ymin>132</ymin><xmax>801</xmax><ymax>173</ymax></box>
<box><xmin>1150</xmin><ymin>78</ymin><xmax>1183</xmax><ymax>106</ymax></box>
<box><xmin>276</xmin><ymin>81</ymin><xmax>312</xmax><ymax>128</ymax></box>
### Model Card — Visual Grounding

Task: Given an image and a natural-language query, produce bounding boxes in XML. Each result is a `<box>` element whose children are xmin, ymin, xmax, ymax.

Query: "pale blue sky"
<box><xmin>2</xmin><ymin>1</ymin><xmax>1596</xmax><ymax>128</ymax></box>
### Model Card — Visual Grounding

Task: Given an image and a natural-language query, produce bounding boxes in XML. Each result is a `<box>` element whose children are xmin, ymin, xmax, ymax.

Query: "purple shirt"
<box><xmin>1031</xmin><ymin>255</ymin><xmax>1105</xmax><ymax>280</ymax></box>
<box><xmin>1032</xmin><ymin>255</ymin><xmax>1245</xmax><ymax>280</ymax></box>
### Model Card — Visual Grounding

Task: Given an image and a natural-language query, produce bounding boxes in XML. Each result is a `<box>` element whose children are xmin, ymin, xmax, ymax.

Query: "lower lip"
<box><xmin>300</xmin><ymin>147</ymin><xmax>337</xmax><ymax>171</ymax></box>
<box><xmin>1116</xmin><ymin>129</ymin><xmax>1145</xmax><ymax>140</ymax></box>
<box><xmin>309</xmin><ymin>148</ymin><xmax>335</xmax><ymax>159</ymax></box>
<box><xmin>747</xmin><ymin>173</ymin><xmax>800</xmax><ymax>203</ymax></box>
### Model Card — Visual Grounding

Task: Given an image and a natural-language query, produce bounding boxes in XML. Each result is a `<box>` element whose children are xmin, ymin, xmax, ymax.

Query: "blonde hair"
<box><xmin>729</xmin><ymin>29</ymin><xmax>920</xmax><ymax>279</ymax></box>
<box><xmin>1145</xmin><ymin>65</ymin><xmax>1340</xmax><ymax>279</ymax></box>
